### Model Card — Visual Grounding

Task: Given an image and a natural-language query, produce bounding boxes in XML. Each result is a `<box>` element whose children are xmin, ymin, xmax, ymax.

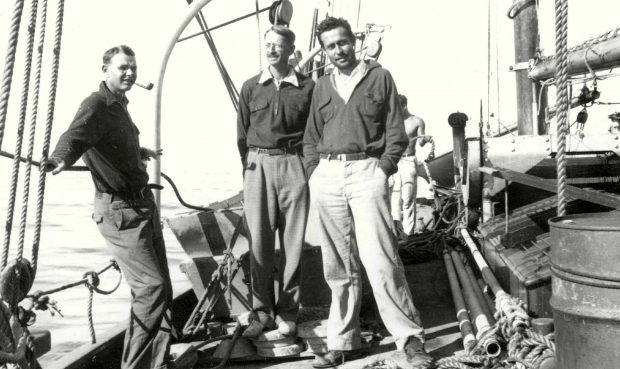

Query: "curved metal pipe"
<box><xmin>153</xmin><ymin>0</ymin><xmax>215</xmax><ymax>207</ymax></box>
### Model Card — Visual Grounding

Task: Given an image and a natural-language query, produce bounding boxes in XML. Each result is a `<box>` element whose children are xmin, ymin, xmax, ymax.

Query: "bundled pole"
<box><xmin>450</xmin><ymin>249</ymin><xmax>501</xmax><ymax>357</ymax></box>
<box><xmin>443</xmin><ymin>251</ymin><xmax>476</xmax><ymax>352</ymax></box>
<box><xmin>461</xmin><ymin>229</ymin><xmax>530</xmax><ymax>331</ymax></box>
<box><xmin>462</xmin><ymin>254</ymin><xmax>496</xmax><ymax>324</ymax></box>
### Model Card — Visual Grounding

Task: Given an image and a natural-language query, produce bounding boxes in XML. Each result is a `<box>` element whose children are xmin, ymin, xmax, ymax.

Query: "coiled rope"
<box><xmin>0</xmin><ymin>0</ymin><xmax>26</xmax><ymax>151</ymax></box>
<box><xmin>554</xmin><ymin>0</ymin><xmax>568</xmax><ymax>216</ymax></box>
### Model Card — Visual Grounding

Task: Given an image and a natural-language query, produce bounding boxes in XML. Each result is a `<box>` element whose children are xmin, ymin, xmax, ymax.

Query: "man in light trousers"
<box><xmin>303</xmin><ymin>16</ymin><xmax>432</xmax><ymax>369</ymax></box>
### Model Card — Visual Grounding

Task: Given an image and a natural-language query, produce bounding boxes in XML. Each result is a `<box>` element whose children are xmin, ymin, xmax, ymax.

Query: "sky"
<box><xmin>1</xmin><ymin>0</ymin><xmax>620</xmax><ymax>183</ymax></box>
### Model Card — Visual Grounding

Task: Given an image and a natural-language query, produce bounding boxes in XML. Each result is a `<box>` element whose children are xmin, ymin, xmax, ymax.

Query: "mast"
<box><xmin>511</xmin><ymin>2</ymin><xmax>546</xmax><ymax>135</ymax></box>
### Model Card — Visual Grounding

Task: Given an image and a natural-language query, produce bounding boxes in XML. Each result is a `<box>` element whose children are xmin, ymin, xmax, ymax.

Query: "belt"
<box><xmin>99</xmin><ymin>183</ymin><xmax>163</xmax><ymax>202</ymax></box>
<box><xmin>402</xmin><ymin>154</ymin><xmax>416</xmax><ymax>158</ymax></box>
<box><xmin>249</xmin><ymin>147</ymin><xmax>300</xmax><ymax>155</ymax></box>
<box><xmin>320</xmin><ymin>152</ymin><xmax>368</xmax><ymax>161</ymax></box>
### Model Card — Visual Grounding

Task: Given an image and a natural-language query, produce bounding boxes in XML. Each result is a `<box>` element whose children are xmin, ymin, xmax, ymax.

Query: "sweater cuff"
<box><xmin>379</xmin><ymin>158</ymin><xmax>396</xmax><ymax>177</ymax></box>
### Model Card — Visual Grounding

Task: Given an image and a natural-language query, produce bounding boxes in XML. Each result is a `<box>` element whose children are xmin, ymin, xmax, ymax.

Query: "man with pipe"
<box><xmin>237</xmin><ymin>25</ymin><xmax>314</xmax><ymax>336</ymax></box>
<box><xmin>304</xmin><ymin>17</ymin><xmax>432</xmax><ymax>368</ymax></box>
<box><xmin>45</xmin><ymin>45</ymin><xmax>172</xmax><ymax>369</ymax></box>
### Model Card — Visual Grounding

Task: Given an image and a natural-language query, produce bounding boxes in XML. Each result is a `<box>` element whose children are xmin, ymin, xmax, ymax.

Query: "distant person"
<box><xmin>237</xmin><ymin>25</ymin><xmax>314</xmax><ymax>336</ymax></box>
<box><xmin>304</xmin><ymin>17</ymin><xmax>432</xmax><ymax>368</ymax></box>
<box><xmin>390</xmin><ymin>94</ymin><xmax>429</xmax><ymax>237</ymax></box>
<box><xmin>45</xmin><ymin>45</ymin><xmax>172</xmax><ymax>369</ymax></box>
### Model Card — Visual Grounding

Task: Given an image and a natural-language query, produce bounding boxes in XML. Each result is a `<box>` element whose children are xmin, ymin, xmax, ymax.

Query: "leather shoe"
<box><xmin>404</xmin><ymin>337</ymin><xmax>433</xmax><ymax>367</ymax></box>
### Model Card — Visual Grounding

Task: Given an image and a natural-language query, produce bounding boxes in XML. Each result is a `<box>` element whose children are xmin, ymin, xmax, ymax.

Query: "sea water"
<box><xmin>0</xmin><ymin>160</ymin><xmax>242</xmax><ymax>347</ymax></box>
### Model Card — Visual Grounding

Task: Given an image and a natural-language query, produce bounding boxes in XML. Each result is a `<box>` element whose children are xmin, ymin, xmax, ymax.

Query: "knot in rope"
<box><xmin>83</xmin><ymin>270</ymin><xmax>100</xmax><ymax>291</ymax></box>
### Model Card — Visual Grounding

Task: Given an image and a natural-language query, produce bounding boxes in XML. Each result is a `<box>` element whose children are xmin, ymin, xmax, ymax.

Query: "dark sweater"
<box><xmin>50</xmin><ymin>82</ymin><xmax>148</xmax><ymax>195</ymax></box>
<box><xmin>237</xmin><ymin>69</ymin><xmax>315</xmax><ymax>162</ymax></box>
<box><xmin>303</xmin><ymin>60</ymin><xmax>407</xmax><ymax>177</ymax></box>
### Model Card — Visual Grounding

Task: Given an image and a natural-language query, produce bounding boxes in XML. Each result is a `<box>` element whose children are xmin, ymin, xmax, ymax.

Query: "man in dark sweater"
<box><xmin>304</xmin><ymin>17</ymin><xmax>432</xmax><ymax>368</ymax></box>
<box><xmin>237</xmin><ymin>25</ymin><xmax>314</xmax><ymax>336</ymax></box>
<box><xmin>45</xmin><ymin>45</ymin><xmax>172</xmax><ymax>369</ymax></box>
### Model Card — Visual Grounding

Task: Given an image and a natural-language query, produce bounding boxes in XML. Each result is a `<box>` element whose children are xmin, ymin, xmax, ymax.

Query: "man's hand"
<box><xmin>43</xmin><ymin>158</ymin><xmax>66</xmax><ymax>175</ymax></box>
<box><xmin>141</xmin><ymin>147</ymin><xmax>163</xmax><ymax>161</ymax></box>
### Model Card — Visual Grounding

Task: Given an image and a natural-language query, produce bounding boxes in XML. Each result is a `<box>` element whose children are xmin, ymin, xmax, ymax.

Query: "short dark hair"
<box><xmin>102</xmin><ymin>45</ymin><xmax>135</xmax><ymax>65</ymax></box>
<box><xmin>265</xmin><ymin>25</ymin><xmax>296</xmax><ymax>47</ymax></box>
<box><xmin>316</xmin><ymin>17</ymin><xmax>355</xmax><ymax>48</ymax></box>
<box><xmin>398</xmin><ymin>94</ymin><xmax>408</xmax><ymax>107</ymax></box>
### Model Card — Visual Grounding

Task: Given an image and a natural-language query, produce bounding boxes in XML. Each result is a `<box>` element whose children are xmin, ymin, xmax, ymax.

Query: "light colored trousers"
<box><xmin>243</xmin><ymin>150</ymin><xmax>309</xmax><ymax>323</ymax></box>
<box><xmin>390</xmin><ymin>156</ymin><xmax>417</xmax><ymax>235</ymax></box>
<box><xmin>309</xmin><ymin>157</ymin><xmax>424</xmax><ymax>351</ymax></box>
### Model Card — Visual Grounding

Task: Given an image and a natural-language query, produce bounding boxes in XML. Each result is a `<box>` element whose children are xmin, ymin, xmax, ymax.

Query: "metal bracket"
<box><xmin>509</xmin><ymin>61</ymin><xmax>531</xmax><ymax>72</ymax></box>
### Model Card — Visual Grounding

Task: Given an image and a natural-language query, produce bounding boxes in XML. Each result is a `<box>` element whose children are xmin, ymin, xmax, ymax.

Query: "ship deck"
<box><xmin>189</xmin><ymin>258</ymin><xmax>462</xmax><ymax>369</ymax></box>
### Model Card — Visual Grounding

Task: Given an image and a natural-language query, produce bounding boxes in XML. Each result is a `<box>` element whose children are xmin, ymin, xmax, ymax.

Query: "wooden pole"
<box><xmin>529</xmin><ymin>36</ymin><xmax>620</xmax><ymax>81</ymax></box>
<box><xmin>512</xmin><ymin>2</ymin><xmax>546</xmax><ymax>135</ymax></box>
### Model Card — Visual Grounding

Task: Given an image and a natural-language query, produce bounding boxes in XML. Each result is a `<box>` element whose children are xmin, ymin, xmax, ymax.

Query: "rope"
<box><xmin>0</xmin><ymin>0</ymin><xmax>27</xmax><ymax>269</ymax></box>
<box><xmin>32</xmin><ymin>0</ymin><xmax>65</xmax><ymax>274</ymax></box>
<box><xmin>0</xmin><ymin>0</ymin><xmax>26</xmax><ymax>151</ymax></box>
<box><xmin>554</xmin><ymin>0</ymin><xmax>569</xmax><ymax>216</ymax></box>
<box><xmin>255</xmin><ymin>0</ymin><xmax>263</xmax><ymax>72</ymax></box>
<box><xmin>0</xmin><ymin>152</ymin><xmax>215</xmax><ymax>214</ymax></box>
<box><xmin>87</xmin><ymin>288</ymin><xmax>95</xmax><ymax>343</ymax></box>
<box><xmin>19</xmin><ymin>0</ymin><xmax>47</xmax><ymax>274</ymax></box>
<box><xmin>11</xmin><ymin>0</ymin><xmax>40</xmax><ymax>263</ymax></box>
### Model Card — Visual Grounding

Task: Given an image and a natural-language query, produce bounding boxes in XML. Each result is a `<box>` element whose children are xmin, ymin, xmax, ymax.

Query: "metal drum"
<box><xmin>549</xmin><ymin>213</ymin><xmax>620</xmax><ymax>369</ymax></box>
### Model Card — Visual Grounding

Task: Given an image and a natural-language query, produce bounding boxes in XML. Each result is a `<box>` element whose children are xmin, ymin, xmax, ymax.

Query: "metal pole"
<box><xmin>153</xmin><ymin>0</ymin><xmax>215</xmax><ymax>208</ymax></box>
<box><xmin>450</xmin><ymin>250</ymin><xmax>491</xmax><ymax>334</ymax></box>
<box><xmin>460</xmin><ymin>228</ymin><xmax>505</xmax><ymax>296</ymax></box>
<box><xmin>443</xmin><ymin>251</ymin><xmax>476</xmax><ymax>352</ymax></box>
<box><xmin>463</xmin><ymin>255</ymin><xmax>496</xmax><ymax>324</ymax></box>
<box><xmin>448</xmin><ymin>112</ymin><xmax>468</xmax><ymax>188</ymax></box>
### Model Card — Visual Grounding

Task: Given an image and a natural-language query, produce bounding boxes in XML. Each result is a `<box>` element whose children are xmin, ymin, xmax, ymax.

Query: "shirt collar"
<box><xmin>258</xmin><ymin>66</ymin><xmax>299</xmax><ymax>87</ymax></box>
<box><xmin>99</xmin><ymin>81</ymin><xmax>129</xmax><ymax>106</ymax></box>
<box><xmin>333</xmin><ymin>59</ymin><xmax>366</xmax><ymax>79</ymax></box>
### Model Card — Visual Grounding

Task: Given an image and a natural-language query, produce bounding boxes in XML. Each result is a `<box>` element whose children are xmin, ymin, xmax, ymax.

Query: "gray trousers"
<box><xmin>94</xmin><ymin>190</ymin><xmax>172</xmax><ymax>369</ymax></box>
<box><xmin>243</xmin><ymin>150</ymin><xmax>309</xmax><ymax>323</ymax></box>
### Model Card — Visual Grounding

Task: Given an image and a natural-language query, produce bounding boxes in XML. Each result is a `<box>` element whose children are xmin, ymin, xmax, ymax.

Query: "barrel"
<box><xmin>549</xmin><ymin>213</ymin><xmax>620</xmax><ymax>369</ymax></box>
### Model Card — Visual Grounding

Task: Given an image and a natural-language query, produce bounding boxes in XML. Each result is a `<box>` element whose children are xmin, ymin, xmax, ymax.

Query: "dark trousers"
<box><xmin>93</xmin><ymin>190</ymin><xmax>172</xmax><ymax>369</ymax></box>
<box><xmin>243</xmin><ymin>150</ymin><xmax>309</xmax><ymax>323</ymax></box>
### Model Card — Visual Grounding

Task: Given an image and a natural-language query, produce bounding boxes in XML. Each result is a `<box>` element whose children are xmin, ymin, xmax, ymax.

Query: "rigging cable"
<box><xmin>31</xmin><ymin>0</ymin><xmax>66</xmax><ymax>273</ymax></box>
<box><xmin>554</xmin><ymin>0</ymin><xmax>569</xmax><ymax>216</ymax></box>
<box><xmin>0</xmin><ymin>0</ymin><xmax>26</xmax><ymax>151</ymax></box>
<box><xmin>5</xmin><ymin>0</ymin><xmax>39</xmax><ymax>264</ymax></box>
<box><xmin>255</xmin><ymin>0</ymin><xmax>263</xmax><ymax>72</ymax></box>
<box><xmin>19</xmin><ymin>0</ymin><xmax>47</xmax><ymax>273</ymax></box>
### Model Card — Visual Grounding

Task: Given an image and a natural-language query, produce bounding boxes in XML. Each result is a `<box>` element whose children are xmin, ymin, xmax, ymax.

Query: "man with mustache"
<box><xmin>304</xmin><ymin>17</ymin><xmax>432</xmax><ymax>368</ymax></box>
<box><xmin>45</xmin><ymin>45</ymin><xmax>172</xmax><ymax>369</ymax></box>
<box><xmin>237</xmin><ymin>25</ymin><xmax>314</xmax><ymax>336</ymax></box>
